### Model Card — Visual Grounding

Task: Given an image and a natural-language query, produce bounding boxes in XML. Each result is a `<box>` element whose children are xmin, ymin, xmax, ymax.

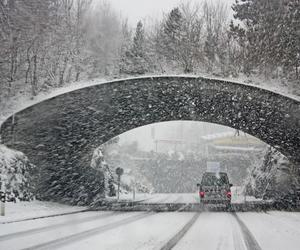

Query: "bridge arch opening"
<box><xmin>96</xmin><ymin>120</ymin><xmax>269</xmax><ymax>196</ymax></box>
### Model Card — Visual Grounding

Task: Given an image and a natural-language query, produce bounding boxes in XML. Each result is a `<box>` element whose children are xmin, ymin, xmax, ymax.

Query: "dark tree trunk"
<box><xmin>32</xmin><ymin>55</ymin><xmax>38</xmax><ymax>96</ymax></box>
<box><xmin>25</xmin><ymin>48</ymin><xmax>31</xmax><ymax>84</ymax></box>
<box><xmin>59</xmin><ymin>56</ymin><xmax>68</xmax><ymax>86</ymax></box>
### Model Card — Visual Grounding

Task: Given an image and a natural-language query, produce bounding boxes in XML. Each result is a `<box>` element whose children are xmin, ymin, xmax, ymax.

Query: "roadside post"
<box><xmin>0</xmin><ymin>191</ymin><xmax>5</xmax><ymax>216</ymax></box>
<box><xmin>115</xmin><ymin>167</ymin><xmax>124</xmax><ymax>201</ymax></box>
<box><xmin>0</xmin><ymin>175</ymin><xmax>6</xmax><ymax>216</ymax></box>
<box><xmin>132</xmin><ymin>181</ymin><xmax>136</xmax><ymax>201</ymax></box>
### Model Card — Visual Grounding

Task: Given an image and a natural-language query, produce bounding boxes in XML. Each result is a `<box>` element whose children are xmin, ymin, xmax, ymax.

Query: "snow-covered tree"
<box><xmin>84</xmin><ymin>1</ymin><xmax>122</xmax><ymax>77</ymax></box>
<box><xmin>120</xmin><ymin>21</ymin><xmax>151</xmax><ymax>75</ymax></box>
<box><xmin>119</xmin><ymin>20</ymin><xmax>132</xmax><ymax>75</ymax></box>
<box><xmin>231</xmin><ymin>0</ymin><xmax>300</xmax><ymax>80</ymax></box>
<box><xmin>156</xmin><ymin>3</ymin><xmax>204</xmax><ymax>73</ymax></box>
<box><xmin>280</xmin><ymin>0</ymin><xmax>300</xmax><ymax>79</ymax></box>
<box><xmin>159</xmin><ymin>7</ymin><xmax>183</xmax><ymax>62</ymax></box>
<box><xmin>91</xmin><ymin>146</ymin><xmax>116</xmax><ymax>197</ymax></box>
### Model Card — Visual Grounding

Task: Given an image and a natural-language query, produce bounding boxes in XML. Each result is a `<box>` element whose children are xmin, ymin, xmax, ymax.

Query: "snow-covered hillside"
<box><xmin>244</xmin><ymin>147</ymin><xmax>299</xmax><ymax>201</ymax></box>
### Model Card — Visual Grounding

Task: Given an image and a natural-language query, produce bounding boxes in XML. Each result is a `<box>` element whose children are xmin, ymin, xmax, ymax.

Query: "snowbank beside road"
<box><xmin>0</xmin><ymin>200</ymin><xmax>87</xmax><ymax>223</ymax></box>
<box><xmin>238</xmin><ymin>212</ymin><xmax>300</xmax><ymax>250</ymax></box>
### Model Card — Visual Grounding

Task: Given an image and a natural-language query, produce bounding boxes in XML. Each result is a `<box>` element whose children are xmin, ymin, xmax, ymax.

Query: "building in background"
<box><xmin>202</xmin><ymin>130</ymin><xmax>266</xmax><ymax>158</ymax></box>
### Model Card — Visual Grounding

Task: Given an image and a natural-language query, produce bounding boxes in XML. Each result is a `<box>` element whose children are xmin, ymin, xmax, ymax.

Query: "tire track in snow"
<box><xmin>159</xmin><ymin>213</ymin><xmax>200</xmax><ymax>250</ymax></box>
<box><xmin>229</xmin><ymin>213</ymin><xmax>247</xmax><ymax>250</ymax></box>
<box><xmin>232</xmin><ymin>213</ymin><xmax>262</xmax><ymax>250</ymax></box>
<box><xmin>216</xmin><ymin>234</ymin><xmax>225</xmax><ymax>250</ymax></box>
<box><xmin>0</xmin><ymin>212</ymin><xmax>115</xmax><ymax>241</ymax></box>
<box><xmin>21</xmin><ymin>212</ymin><xmax>154</xmax><ymax>250</ymax></box>
<box><xmin>0</xmin><ymin>209</ymin><xmax>91</xmax><ymax>224</ymax></box>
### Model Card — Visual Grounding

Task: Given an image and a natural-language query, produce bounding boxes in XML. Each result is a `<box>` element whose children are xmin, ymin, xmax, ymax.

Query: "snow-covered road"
<box><xmin>1</xmin><ymin>210</ymin><xmax>300</xmax><ymax>250</ymax></box>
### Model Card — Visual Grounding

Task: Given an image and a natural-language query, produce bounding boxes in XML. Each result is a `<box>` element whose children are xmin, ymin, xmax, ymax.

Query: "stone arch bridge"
<box><xmin>0</xmin><ymin>76</ymin><xmax>299</xmax><ymax>201</ymax></box>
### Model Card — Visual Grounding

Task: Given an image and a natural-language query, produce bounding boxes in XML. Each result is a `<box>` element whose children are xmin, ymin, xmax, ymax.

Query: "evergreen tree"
<box><xmin>280</xmin><ymin>0</ymin><xmax>300</xmax><ymax>79</ymax></box>
<box><xmin>157</xmin><ymin>5</ymin><xmax>204</xmax><ymax>73</ymax></box>
<box><xmin>228</xmin><ymin>20</ymin><xmax>252</xmax><ymax>76</ymax></box>
<box><xmin>120</xmin><ymin>21</ymin><xmax>150</xmax><ymax>75</ymax></box>
<box><xmin>132</xmin><ymin>21</ymin><xmax>145</xmax><ymax>57</ymax></box>
<box><xmin>231</xmin><ymin>0</ymin><xmax>299</xmax><ymax>79</ymax></box>
<box><xmin>160</xmin><ymin>7</ymin><xmax>183</xmax><ymax>61</ymax></box>
<box><xmin>119</xmin><ymin>20</ymin><xmax>132</xmax><ymax>75</ymax></box>
<box><xmin>204</xmin><ymin>31</ymin><xmax>217</xmax><ymax>73</ymax></box>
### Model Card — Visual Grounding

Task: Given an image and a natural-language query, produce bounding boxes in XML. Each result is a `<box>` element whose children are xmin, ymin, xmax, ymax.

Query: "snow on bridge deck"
<box><xmin>1</xmin><ymin>74</ymin><xmax>299</xmax><ymax>125</ymax></box>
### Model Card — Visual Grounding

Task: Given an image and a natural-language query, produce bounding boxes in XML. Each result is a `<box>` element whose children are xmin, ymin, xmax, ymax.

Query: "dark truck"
<box><xmin>197</xmin><ymin>172</ymin><xmax>232</xmax><ymax>209</ymax></box>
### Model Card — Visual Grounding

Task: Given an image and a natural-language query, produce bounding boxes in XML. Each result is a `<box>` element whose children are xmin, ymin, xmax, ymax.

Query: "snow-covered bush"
<box><xmin>0</xmin><ymin>145</ymin><xmax>35</xmax><ymax>201</ymax></box>
<box><xmin>91</xmin><ymin>147</ymin><xmax>116</xmax><ymax>197</ymax></box>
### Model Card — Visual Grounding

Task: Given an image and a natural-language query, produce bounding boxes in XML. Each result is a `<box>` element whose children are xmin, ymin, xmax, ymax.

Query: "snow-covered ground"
<box><xmin>1</xmin><ymin>209</ymin><xmax>300</xmax><ymax>250</ymax></box>
<box><xmin>0</xmin><ymin>200</ymin><xmax>87</xmax><ymax>223</ymax></box>
<box><xmin>238</xmin><ymin>212</ymin><xmax>300</xmax><ymax>250</ymax></box>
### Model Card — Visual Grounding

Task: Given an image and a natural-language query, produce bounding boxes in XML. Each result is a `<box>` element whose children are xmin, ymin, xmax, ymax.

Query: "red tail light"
<box><xmin>199</xmin><ymin>191</ymin><xmax>205</xmax><ymax>198</ymax></box>
<box><xmin>226</xmin><ymin>191</ymin><xmax>232</xmax><ymax>198</ymax></box>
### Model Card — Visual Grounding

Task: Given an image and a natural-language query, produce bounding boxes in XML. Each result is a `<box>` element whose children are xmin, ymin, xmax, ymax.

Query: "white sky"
<box><xmin>107</xmin><ymin>0</ymin><xmax>235</xmax><ymax>25</ymax></box>
<box><xmin>119</xmin><ymin>121</ymin><xmax>233</xmax><ymax>151</ymax></box>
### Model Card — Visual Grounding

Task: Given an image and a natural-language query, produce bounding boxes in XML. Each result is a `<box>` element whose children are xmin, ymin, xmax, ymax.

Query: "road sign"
<box><xmin>116</xmin><ymin>167</ymin><xmax>124</xmax><ymax>176</ymax></box>
<box><xmin>207</xmin><ymin>161</ymin><xmax>221</xmax><ymax>172</ymax></box>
